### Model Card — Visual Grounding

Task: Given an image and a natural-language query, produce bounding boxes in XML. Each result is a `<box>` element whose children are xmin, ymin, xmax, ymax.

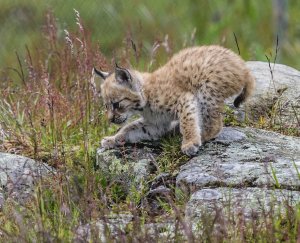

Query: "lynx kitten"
<box><xmin>93</xmin><ymin>45</ymin><xmax>255</xmax><ymax>156</ymax></box>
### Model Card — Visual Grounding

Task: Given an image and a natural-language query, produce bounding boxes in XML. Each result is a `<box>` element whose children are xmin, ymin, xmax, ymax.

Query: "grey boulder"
<box><xmin>0</xmin><ymin>153</ymin><xmax>53</xmax><ymax>207</ymax></box>
<box><xmin>245</xmin><ymin>61</ymin><xmax>300</xmax><ymax>129</ymax></box>
<box><xmin>177</xmin><ymin>127</ymin><xmax>300</xmax><ymax>192</ymax></box>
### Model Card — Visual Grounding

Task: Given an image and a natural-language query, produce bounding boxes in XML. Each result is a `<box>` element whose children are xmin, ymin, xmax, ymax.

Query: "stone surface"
<box><xmin>187</xmin><ymin>187</ymin><xmax>300</xmax><ymax>217</ymax></box>
<box><xmin>186</xmin><ymin>187</ymin><xmax>300</xmax><ymax>231</ymax></box>
<box><xmin>177</xmin><ymin>127</ymin><xmax>300</xmax><ymax>193</ymax></box>
<box><xmin>244</xmin><ymin>61</ymin><xmax>300</xmax><ymax>129</ymax></box>
<box><xmin>179</xmin><ymin>126</ymin><xmax>300</xmax><ymax>221</ymax></box>
<box><xmin>96</xmin><ymin>142</ymin><xmax>159</xmax><ymax>191</ymax></box>
<box><xmin>75</xmin><ymin>213</ymin><xmax>133</xmax><ymax>242</ymax></box>
<box><xmin>0</xmin><ymin>152</ymin><xmax>53</xmax><ymax>206</ymax></box>
<box><xmin>97</xmin><ymin>126</ymin><xmax>300</xmax><ymax>219</ymax></box>
<box><xmin>246</xmin><ymin>61</ymin><xmax>300</xmax><ymax>99</ymax></box>
<box><xmin>75</xmin><ymin>215</ymin><xmax>185</xmax><ymax>242</ymax></box>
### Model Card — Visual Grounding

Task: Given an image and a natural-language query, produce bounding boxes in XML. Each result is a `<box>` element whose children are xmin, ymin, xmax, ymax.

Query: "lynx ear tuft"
<box><xmin>92</xmin><ymin>67</ymin><xmax>109</xmax><ymax>80</ymax></box>
<box><xmin>91</xmin><ymin>67</ymin><xmax>109</xmax><ymax>96</ymax></box>
<box><xmin>115</xmin><ymin>64</ymin><xmax>132</xmax><ymax>85</ymax></box>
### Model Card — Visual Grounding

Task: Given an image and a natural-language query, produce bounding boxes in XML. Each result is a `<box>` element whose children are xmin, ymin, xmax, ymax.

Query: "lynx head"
<box><xmin>92</xmin><ymin>64</ymin><xmax>145</xmax><ymax>124</ymax></box>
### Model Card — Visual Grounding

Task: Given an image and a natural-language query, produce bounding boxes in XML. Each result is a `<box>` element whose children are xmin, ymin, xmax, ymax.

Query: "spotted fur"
<box><xmin>93</xmin><ymin>45</ymin><xmax>255</xmax><ymax>156</ymax></box>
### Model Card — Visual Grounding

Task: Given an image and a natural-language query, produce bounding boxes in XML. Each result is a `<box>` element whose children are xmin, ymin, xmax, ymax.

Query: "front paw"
<box><xmin>100</xmin><ymin>136</ymin><xmax>116</xmax><ymax>150</ymax></box>
<box><xmin>181</xmin><ymin>141</ymin><xmax>201</xmax><ymax>157</ymax></box>
<box><xmin>100</xmin><ymin>135</ymin><xmax>125</xmax><ymax>150</ymax></box>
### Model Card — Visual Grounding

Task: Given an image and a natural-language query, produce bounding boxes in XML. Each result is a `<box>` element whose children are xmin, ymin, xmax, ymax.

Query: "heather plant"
<box><xmin>1</xmin><ymin>10</ymin><xmax>108</xmax><ymax>165</ymax></box>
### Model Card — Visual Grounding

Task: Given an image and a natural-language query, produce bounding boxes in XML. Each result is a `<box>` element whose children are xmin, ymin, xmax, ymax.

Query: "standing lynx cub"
<box><xmin>93</xmin><ymin>45</ymin><xmax>255</xmax><ymax>156</ymax></box>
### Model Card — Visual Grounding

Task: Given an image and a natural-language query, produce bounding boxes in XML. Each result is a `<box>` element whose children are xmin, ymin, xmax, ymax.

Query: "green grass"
<box><xmin>157</xmin><ymin>134</ymin><xmax>189</xmax><ymax>174</ymax></box>
<box><xmin>1</xmin><ymin>0</ymin><xmax>300</xmax><ymax>71</ymax></box>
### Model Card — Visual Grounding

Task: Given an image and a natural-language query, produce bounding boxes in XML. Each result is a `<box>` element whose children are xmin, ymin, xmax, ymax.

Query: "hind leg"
<box><xmin>200</xmin><ymin>103</ymin><xmax>223</xmax><ymax>142</ymax></box>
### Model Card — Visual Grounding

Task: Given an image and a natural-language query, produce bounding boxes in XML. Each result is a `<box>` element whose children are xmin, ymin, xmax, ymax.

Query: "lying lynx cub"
<box><xmin>93</xmin><ymin>45</ymin><xmax>255</xmax><ymax>156</ymax></box>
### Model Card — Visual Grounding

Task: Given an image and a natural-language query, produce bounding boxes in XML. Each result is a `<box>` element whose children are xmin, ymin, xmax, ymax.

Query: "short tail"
<box><xmin>234</xmin><ymin>72</ymin><xmax>255</xmax><ymax>108</ymax></box>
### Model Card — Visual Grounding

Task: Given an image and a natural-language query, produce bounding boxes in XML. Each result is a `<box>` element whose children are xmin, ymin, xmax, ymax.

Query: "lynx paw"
<box><xmin>181</xmin><ymin>141</ymin><xmax>201</xmax><ymax>157</ymax></box>
<box><xmin>100</xmin><ymin>136</ymin><xmax>116</xmax><ymax>150</ymax></box>
<box><xmin>100</xmin><ymin>135</ymin><xmax>125</xmax><ymax>150</ymax></box>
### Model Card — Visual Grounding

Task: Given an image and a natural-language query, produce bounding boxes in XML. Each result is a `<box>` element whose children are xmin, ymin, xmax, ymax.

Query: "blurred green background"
<box><xmin>1</xmin><ymin>0</ymin><xmax>300</xmax><ymax>70</ymax></box>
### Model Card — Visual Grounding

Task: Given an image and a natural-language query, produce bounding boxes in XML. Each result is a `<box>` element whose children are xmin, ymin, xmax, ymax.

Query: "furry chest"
<box><xmin>141</xmin><ymin>106</ymin><xmax>177</xmax><ymax>124</ymax></box>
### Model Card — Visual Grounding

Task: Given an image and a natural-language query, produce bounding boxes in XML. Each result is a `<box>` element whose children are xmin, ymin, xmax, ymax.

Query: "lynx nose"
<box><xmin>111</xmin><ymin>115</ymin><xmax>126</xmax><ymax>124</ymax></box>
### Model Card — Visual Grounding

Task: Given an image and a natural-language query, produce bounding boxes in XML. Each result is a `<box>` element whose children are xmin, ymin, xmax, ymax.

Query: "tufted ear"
<box><xmin>92</xmin><ymin>67</ymin><xmax>109</xmax><ymax>80</ymax></box>
<box><xmin>115</xmin><ymin>63</ymin><xmax>132</xmax><ymax>86</ymax></box>
<box><xmin>91</xmin><ymin>67</ymin><xmax>109</xmax><ymax>96</ymax></box>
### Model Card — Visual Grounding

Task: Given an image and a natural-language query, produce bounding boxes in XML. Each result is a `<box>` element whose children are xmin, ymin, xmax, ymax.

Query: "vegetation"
<box><xmin>1</xmin><ymin>0</ymin><xmax>300</xmax><ymax>70</ymax></box>
<box><xmin>0</xmin><ymin>1</ymin><xmax>300</xmax><ymax>241</ymax></box>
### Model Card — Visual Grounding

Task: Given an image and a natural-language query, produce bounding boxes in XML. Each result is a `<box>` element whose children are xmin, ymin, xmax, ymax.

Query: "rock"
<box><xmin>187</xmin><ymin>187</ymin><xmax>300</xmax><ymax>217</ymax></box>
<box><xmin>177</xmin><ymin>126</ymin><xmax>300</xmax><ymax>220</ymax></box>
<box><xmin>0</xmin><ymin>152</ymin><xmax>53</xmax><ymax>206</ymax></box>
<box><xmin>176</xmin><ymin>127</ymin><xmax>300</xmax><ymax>193</ymax></box>
<box><xmin>96</xmin><ymin>143</ymin><xmax>159</xmax><ymax>191</ymax></box>
<box><xmin>244</xmin><ymin>61</ymin><xmax>300</xmax><ymax>130</ymax></box>
<box><xmin>97</xmin><ymin>126</ymin><xmax>300</xmax><ymax>221</ymax></box>
<box><xmin>75</xmin><ymin>215</ymin><xmax>186</xmax><ymax>242</ymax></box>
<box><xmin>246</xmin><ymin>61</ymin><xmax>300</xmax><ymax>99</ymax></box>
<box><xmin>142</xmin><ymin>221</ymin><xmax>190</xmax><ymax>241</ymax></box>
<box><xmin>75</xmin><ymin>213</ymin><xmax>133</xmax><ymax>242</ymax></box>
<box><xmin>186</xmin><ymin>187</ymin><xmax>300</xmax><ymax>232</ymax></box>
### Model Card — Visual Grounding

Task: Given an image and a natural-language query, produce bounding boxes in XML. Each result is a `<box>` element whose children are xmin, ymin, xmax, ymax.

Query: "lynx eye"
<box><xmin>112</xmin><ymin>102</ymin><xmax>120</xmax><ymax>110</ymax></box>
